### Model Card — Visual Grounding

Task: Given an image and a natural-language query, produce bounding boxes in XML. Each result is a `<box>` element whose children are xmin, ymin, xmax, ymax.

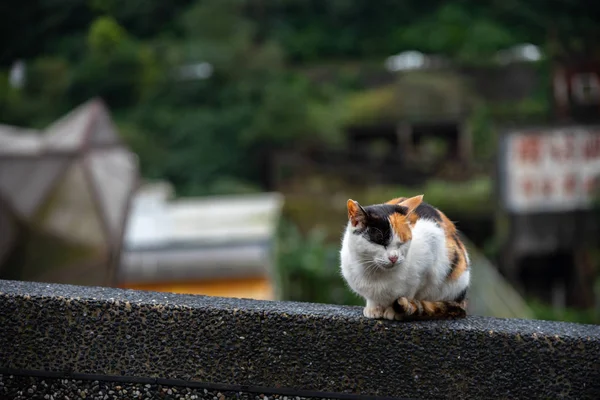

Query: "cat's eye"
<box><xmin>367</xmin><ymin>228</ymin><xmax>388</xmax><ymax>246</ymax></box>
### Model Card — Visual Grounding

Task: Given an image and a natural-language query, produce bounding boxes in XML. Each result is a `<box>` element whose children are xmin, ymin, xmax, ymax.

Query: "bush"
<box><xmin>87</xmin><ymin>16</ymin><xmax>127</xmax><ymax>55</ymax></box>
<box><xmin>275</xmin><ymin>219</ymin><xmax>361</xmax><ymax>306</ymax></box>
<box><xmin>527</xmin><ymin>298</ymin><xmax>599</xmax><ymax>325</ymax></box>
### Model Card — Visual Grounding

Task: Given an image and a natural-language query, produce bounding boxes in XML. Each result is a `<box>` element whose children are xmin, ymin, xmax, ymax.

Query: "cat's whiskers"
<box><xmin>353</xmin><ymin>257</ymin><xmax>375</xmax><ymax>267</ymax></box>
<box><xmin>354</xmin><ymin>258</ymin><xmax>383</xmax><ymax>277</ymax></box>
<box><xmin>355</xmin><ymin>258</ymin><xmax>379</xmax><ymax>268</ymax></box>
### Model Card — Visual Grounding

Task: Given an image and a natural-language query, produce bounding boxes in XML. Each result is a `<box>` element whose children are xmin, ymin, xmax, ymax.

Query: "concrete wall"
<box><xmin>0</xmin><ymin>279</ymin><xmax>599</xmax><ymax>400</ymax></box>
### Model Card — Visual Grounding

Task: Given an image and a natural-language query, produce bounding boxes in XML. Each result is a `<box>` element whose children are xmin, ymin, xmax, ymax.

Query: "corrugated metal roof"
<box><xmin>119</xmin><ymin>243</ymin><xmax>271</xmax><ymax>283</ymax></box>
<box><xmin>120</xmin><ymin>188</ymin><xmax>284</xmax><ymax>282</ymax></box>
<box><xmin>124</xmin><ymin>190</ymin><xmax>283</xmax><ymax>249</ymax></box>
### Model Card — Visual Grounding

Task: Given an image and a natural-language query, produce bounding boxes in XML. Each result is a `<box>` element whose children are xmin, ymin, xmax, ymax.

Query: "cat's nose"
<box><xmin>388</xmin><ymin>255</ymin><xmax>398</xmax><ymax>264</ymax></box>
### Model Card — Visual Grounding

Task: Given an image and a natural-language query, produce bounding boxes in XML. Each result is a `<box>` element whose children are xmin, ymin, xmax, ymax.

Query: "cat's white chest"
<box><xmin>340</xmin><ymin>245</ymin><xmax>417</xmax><ymax>305</ymax></box>
<box><xmin>344</xmin><ymin>267</ymin><xmax>412</xmax><ymax>305</ymax></box>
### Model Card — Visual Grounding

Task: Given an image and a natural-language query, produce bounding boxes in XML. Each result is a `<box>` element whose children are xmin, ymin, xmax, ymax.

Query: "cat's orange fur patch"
<box><xmin>438</xmin><ymin>209</ymin><xmax>469</xmax><ymax>281</ymax></box>
<box><xmin>388</xmin><ymin>213</ymin><xmax>412</xmax><ymax>242</ymax></box>
<box><xmin>438</xmin><ymin>210</ymin><xmax>456</xmax><ymax>235</ymax></box>
<box><xmin>387</xmin><ymin>195</ymin><xmax>425</xmax><ymax>242</ymax></box>
<box><xmin>347</xmin><ymin>199</ymin><xmax>363</xmax><ymax>227</ymax></box>
<box><xmin>385</xmin><ymin>197</ymin><xmax>407</xmax><ymax>205</ymax></box>
<box><xmin>422</xmin><ymin>301</ymin><xmax>436</xmax><ymax>315</ymax></box>
<box><xmin>440</xmin><ymin>210</ymin><xmax>467</xmax><ymax>280</ymax></box>
<box><xmin>448</xmin><ymin>245</ymin><xmax>468</xmax><ymax>280</ymax></box>
<box><xmin>400</xmin><ymin>195</ymin><xmax>423</xmax><ymax>225</ymax></box>
<box><xmin>400</xmin><ymin>195</ymin><xmax>423</xmax><ymax>213</ymax></box>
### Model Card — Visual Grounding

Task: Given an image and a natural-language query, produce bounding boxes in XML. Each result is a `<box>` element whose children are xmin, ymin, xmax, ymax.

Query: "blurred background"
<box><xmin>1</xmin><ymin>0</ymin><xmax>599</xmax><ymax>324</ymax></box>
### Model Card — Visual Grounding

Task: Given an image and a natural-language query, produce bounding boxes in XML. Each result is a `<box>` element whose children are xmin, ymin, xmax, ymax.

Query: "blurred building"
<box><xmin>0</xmin><ymin>99</ymin><xmax>139</xmax><ymax>286</ymax></box>
<box><xmin>119</xmin><ymin>182</ymin><xmax>284</xmax><ymax>300</ymax></box>
<box><xmin>497</xmin><ymin>121</ymin><xmax>600</xmax><ymax>309</ymax></box>
<box><xmin>494</xmin><ymin>52</ymin><xmax>600</xmax><ymax>309</ymax></box>
<box><xmin>273</xmin><ymin>47</ymin><xmax>544</xmax><ymax>191</ymax></box>
<box><xmin>553</xmin><ymin>57</ymin><xmax>600</xmax><ymax>122</ymax></box>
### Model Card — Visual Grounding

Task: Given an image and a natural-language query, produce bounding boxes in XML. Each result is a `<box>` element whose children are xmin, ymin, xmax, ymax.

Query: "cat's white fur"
<box><xmin>340</xmin><ymin>217</ymin><xmax>470</xmax><ymax>320</ymax></box>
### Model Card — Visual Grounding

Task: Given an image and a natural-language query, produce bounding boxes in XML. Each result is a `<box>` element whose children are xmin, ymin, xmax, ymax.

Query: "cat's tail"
<box><xmin>391</xmin><ymin>297</ymin><xmax>467</xmax><ymax>321</ymax></box>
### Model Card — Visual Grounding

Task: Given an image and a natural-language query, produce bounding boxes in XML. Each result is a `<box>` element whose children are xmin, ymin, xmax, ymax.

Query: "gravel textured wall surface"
<box><xmin>0</xmin><ymin>374</ymin><xmax>334</xmax><ymax>400</ymax></box>
<box><xmin>1</xmin><ymin>279</ymin><xmax>599</xmax><ymax>399</ymax></box>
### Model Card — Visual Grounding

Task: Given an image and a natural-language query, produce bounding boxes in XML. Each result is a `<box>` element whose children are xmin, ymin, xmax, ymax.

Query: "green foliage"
<box><xmin>24</xmin><ymin>57</ymin><xmax>71</xmax><ymax>124</ymax></box>
<box><xmin>111</xmin><ymin>0</ymin><xmax>345</xmax><ymax>195</ymax></box>
<box><xmin>26</xmin><ymin>58</ymin><xmax>70</xmax><ymax>100</ymax></box>
<box><xmin>468</xmin><ymin>104</ymin><xmax>496</xmax><ymax>162</ymax></box>
<box><xmin>3</xmin><ymin>0</ymin><xmax>600</xmax><ymax>68</ymax></box>
<box><xmin>0</xmin><ymin>73</ymin><xmax>31</xmax><ymax>126</ymax></box>
<box><xmin>275</xmin><ymin>219</ymin><xmax>361</xmax><ymax>306</ymax></box>
<box><xmin>401</xmin><ymin>4</ymin><xmax>515</xmax><ymax>63</ymax></box>
<box><xmin>343</xmin><ymin>85</ymin><xmax>398</xmax><ymax>126</ymax></box>
<box><xmin>0</xmin><ymin>0</ymin><xmax>595</xmax><ymax>197</ymax></box>
<box><xmin>368</xmin><ymin>177</ymin><xmax>494</xmax><ymax>216</ymax></box>
<box><xmin>70</xmin><ymin>41</ymin><xmax>150</xmax><ymax>108</ymax></box>
<box><xmin>0</xmin><ymin>58</ymin><xmax>71</xmax><ymax>128</ymax></box>
<box><xmin>87</xmin><ymin>16</ymin><xmax>127</xmax><ymax>55</ymax></box>
<box><xmin>70</xmin><ymin>15</ymin><xmax>163</xmax><ymax>110</ymax></box>
<box><xmin>114</xmin><ymin>121</ymin><xmax>169</xmax><ymax>178</ymax></box>
<box><xmin>179</xmin><ymin>0</ymin><xmax>257</xmax><ymax>71</ymax></box>
<box><xmin>527</xmin><ymin>298</ymin><xmax>599</xmax><ymax>325</ymax></box>
<box><xmin>488</xmin><ymin>98</ymin><xmax>549</xmax><ymax>121</ymax></box>
<box><xmin>89</xmin><ymin>0</ymin><xmax>117</xmax><ymax>14</ymax></box>
<box><xmin>243</xmin><ymin>76</ymin><xmax>342</xmax><ymax>146</ymax></box>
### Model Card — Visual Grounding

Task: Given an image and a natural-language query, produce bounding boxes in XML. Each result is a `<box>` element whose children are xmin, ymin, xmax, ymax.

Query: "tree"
<box><xmin>126</xmin><ymin>0</ymin><xmax>340</xmax><ymax>195</ymax></box>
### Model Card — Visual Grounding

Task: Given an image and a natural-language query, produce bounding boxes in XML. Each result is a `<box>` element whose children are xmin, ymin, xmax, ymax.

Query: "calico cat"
<box><xmin>340</xmin><ymin>194</ymin><xmax>470</xmax><ymax>321</ymax></box>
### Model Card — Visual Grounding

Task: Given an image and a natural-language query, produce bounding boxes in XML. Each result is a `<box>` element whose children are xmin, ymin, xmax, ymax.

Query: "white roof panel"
<box><xmin>123</xmin><ymin>190</ymin><xmax>284</xmax><ymax>249</ymax></box>
<box><xmin>0</xmin><ymin>125</ymin><xmax>42</xmax><ymax>155</ymax></box>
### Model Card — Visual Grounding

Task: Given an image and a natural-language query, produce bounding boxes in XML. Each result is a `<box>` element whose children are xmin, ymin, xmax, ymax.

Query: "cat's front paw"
<box><xmin>363</xmin><ymin>305</ymin><xmax>385</xmax><ymax>319</ymax></box>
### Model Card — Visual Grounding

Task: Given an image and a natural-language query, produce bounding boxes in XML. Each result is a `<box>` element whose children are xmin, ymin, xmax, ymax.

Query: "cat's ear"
<box><xmin>399</xmin><ymin>194</ymin><xmax>423</xmax><ymax>215</ymax></box>
<box><xmin>347</xmin><ymin>199</ymin><xmax>367</xmax><ymax>228</ymax></box>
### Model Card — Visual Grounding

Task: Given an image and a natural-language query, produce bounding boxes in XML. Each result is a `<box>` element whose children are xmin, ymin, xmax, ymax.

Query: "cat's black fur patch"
<box><xmin>365</xmin><ymin>204</ymin><xmax>406</xmax><ymax>217</ymax></box>
<box><xmin>362</xmin><ymin>204</ymin><xmax>397</xmax><ymax>246</ymax></box>
<box><xmin>395</xmin><ymin>205</ymin><xmax>409</xmax><ymax>215</ymax></box>
<box><xmin>414</xmin><ymin>203</ymin><xmax>442</xmax><ymax>223</ymax></box>
<box><xmin>352</xmin><ymin>204</ymin><xmax>398</xmax><ymax>246</ymax></box>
